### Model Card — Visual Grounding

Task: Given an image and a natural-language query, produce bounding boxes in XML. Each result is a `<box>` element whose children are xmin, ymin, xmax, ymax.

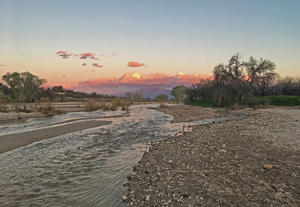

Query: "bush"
<box><xmin>263</xmin><ymin>96</ymin><xmax>300</xmax><ymax>106</ymax></box>
<box><xmin>84</xmin><ymin>99</ymin><xmax>101</xmax><ymax>111</ymax></box>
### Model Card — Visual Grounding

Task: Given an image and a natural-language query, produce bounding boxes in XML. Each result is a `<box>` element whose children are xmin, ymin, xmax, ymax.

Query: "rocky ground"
<box><xmin>156</xmin><ymin>105</ymin><xmax>225</xmax><ymax>122</ymax></box>
<box><xmin>125</xmin><ymin>106</ymin><xmax>300</xmax><ymax>206</ymax></box>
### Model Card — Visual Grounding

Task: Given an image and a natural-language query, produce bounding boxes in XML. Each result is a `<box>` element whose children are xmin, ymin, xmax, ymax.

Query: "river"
<box><xmin>0</xmin><ymin>104</ymin><xmax>232</xmax><ymax>207</ymax></box>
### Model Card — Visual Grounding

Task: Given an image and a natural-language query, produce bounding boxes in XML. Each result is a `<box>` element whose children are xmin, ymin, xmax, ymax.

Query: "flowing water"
<box><xmin>0</xmin><ymin>104</ymin><xmax>234</xmax><ymax>207</ymax></box>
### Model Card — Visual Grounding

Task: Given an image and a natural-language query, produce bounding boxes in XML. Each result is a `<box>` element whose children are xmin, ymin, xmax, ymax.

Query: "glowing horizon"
<box><xmin>1</xmin><ymin>0</ymin><xmax>299</xmax><ymax>96</ymax></box>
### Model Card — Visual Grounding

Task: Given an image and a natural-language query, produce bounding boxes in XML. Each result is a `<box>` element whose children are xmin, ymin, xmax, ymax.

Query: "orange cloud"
<box><xmin>56</xmin><ymin>51</ymin><xmax>67</xmax><ymax>54</ymax></box>
<box><xmin>92</xmin><ymin>63</ymin><xmax>103</xmax><ymax>68</ymax></box>
<box><xmin>73</xmin><ymin>71</ymin><xmax>211</xmax><ymax>97</ymax></box>
<box><xmin>128</xmin><ymin>61</ymin><xmax>144</xmax><ymax>67</ymax></box>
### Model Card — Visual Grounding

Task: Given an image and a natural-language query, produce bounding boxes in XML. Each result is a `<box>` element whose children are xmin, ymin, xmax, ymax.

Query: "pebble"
<box><xmin>263</xmin><ymin>164</ymin><xmax>273</xmax><ymax>170</ymax></box>
<box><xmin>145</xmin><ymin>195</ymin><xmax>150</xmax><ymax>201</ymax></box>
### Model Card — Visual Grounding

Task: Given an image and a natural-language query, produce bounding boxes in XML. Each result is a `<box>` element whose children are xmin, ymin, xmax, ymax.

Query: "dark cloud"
<box><xmin>55</xmin><ymin>50</ymin><xmax>72</xmax><ymax>59</ymax></box>
<box><xmin>92</xmin><ymin>63</ymin><xmax>103</xmax><ymax>68</ymax></box>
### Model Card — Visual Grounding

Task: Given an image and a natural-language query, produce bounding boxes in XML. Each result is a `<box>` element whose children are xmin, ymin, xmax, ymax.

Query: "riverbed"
<box><xmin>0</xmin><ymin>104</ymin><xmax>231</xmax><ymax>207</ymax></box>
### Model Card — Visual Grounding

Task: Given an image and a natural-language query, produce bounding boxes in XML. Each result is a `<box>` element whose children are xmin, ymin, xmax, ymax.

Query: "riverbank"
<box><xmin>0</xmin><ymin>119</ymin><xmax>112</xmax><ymax>154</ymax></box>
<box><xmin>126</xmin><ymin>106</ymin><xmax>300</xmax><ymax>206</ymax></box>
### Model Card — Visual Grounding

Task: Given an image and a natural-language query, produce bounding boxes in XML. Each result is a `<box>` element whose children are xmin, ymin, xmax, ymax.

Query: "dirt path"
<box><xmin>126</xmin><ymin>106</ymin><xmax>300</xmax><ymax>207</ymax></box>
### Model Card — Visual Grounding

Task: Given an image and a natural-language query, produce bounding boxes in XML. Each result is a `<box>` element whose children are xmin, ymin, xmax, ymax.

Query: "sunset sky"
<box><xmin>0</xmin><ymin>0</ymin><xmax>299</xmax><ymax>97</ymax></box>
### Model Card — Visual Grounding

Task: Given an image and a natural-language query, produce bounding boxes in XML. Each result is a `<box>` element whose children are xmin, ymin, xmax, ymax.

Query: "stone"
<box><xmin>263</xmin><ymin>164</ymin><xmax>273</xmax><ymax>170</ymax></box>
<box><xmin>122</xmin><ymin>196</ymin><xmax>128</xmax><ymax>201</ymax></box>
<box><xmin>145</xmin><ymin>195</ymin><xmax>150</xmax><ymax>201</ymax></box>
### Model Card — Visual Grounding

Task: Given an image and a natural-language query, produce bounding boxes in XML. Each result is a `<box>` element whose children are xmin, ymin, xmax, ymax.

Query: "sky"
<box><xmin>0</xmin><ymin>0</ymin><xmax>299</xmax><ymax>97</ymax></box>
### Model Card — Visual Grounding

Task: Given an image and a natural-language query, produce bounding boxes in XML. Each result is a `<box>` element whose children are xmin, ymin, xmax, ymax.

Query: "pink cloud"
<box><xmin>55</xmin><ymin>50</ymin><xmax>72</xmax><ymax>59</ymax></box>
<box><xmin>79</xmin><ymin>52</ymin><xmax>99</xmax><ymax>61</ymax></box>
<box><xmin>56</xmin><ymin>51</ymin><xmax>68</xmax><ymax>54</ymax></box>
<box><xmin>128</xmin><ymin>61</ymin><xmax>144</xmax><ymax>67</ymax></box>
<box><xmin>72</xmin><ymin>71</ymin><xmax>211</xmax><ymax>97</ymax></box>
<box><xmin>92</xmin><ymin>63</ymin><xmax>103</xmax><ymax>68</ymax></box>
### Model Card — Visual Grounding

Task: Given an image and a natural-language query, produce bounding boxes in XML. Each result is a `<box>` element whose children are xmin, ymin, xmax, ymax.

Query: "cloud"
<box><xmin>0</xmin><ymin>64</ymin><xmax>6</xmax><ymax>67</ymax></box>
<box><xmin>128</xmin><ymin>61</ymin><xmax>144</xmax><ymax>67</ymax></box>
<box><xmin>79</xmin><ymin>52</ymin><xmax>99</xmax><ymax>61</ymax></box>
<box><xmin>72</xmin><ymin>71</ymin><xmax>211</xmax><ymax>98</ymax></box>
<box><xmin>82</xmin><ymin>63</ymin><xmax>87</xmax><ymax>66</ymax></box>
<box><xmin>56</xmin><ymin>51</ymin><xmax>68</xmax><ymax>54</ymax></box>
<box><xmin>92</xmin><ymin>63</ymin><xmax>103</xmax><ymax>68</ymax></box>
<box><xmin>55</xmin><ymin>50</ymin><xmax>72</xmax><ymax>59</ymax></box>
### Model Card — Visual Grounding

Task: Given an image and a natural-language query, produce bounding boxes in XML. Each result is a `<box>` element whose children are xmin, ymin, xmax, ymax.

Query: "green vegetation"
<box><xmin>170</xmin><ymin>85</ymin><xmax>186</xmax><ymax>103</ymax></box>
<box><xmin>155</xmin><ymin>94</ymin><xmax>169</xmax><ymax>102</ymax></box>
<box><xmin>2</xmin><ymin>72</ymin><xmax>45</xmax><ymax>102</ymax></box>
<box><xmin>185</xmin><ymin>53</ymin><xmax>300</xmax><ymax>107</ymax></box>
<box><xmin>262</xmin><ymin>96</ymin><xmax>300</xmax><ymax>106</ymax></box>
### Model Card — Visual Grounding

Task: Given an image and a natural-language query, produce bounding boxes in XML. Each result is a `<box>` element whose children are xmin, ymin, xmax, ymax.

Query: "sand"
<box><xmin>0</xmin><ymin>120</ymin><xmax>112</xmax><ymax>154</ymax></box>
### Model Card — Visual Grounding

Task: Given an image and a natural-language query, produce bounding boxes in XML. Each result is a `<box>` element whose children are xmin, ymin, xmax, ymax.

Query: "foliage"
<box><xmin>170</xmin><ymin>85</ymin><xmax>187</xmax><ymax>103</ymax></box>
<box><xmin>262</xmin><ymin>96</ymin><xmax>300</xmax><ymax>106</ymax></box>
<box><xmin>186</xmin><ymin>53</ymin><xmax>278</xmax><ymax>107</ymax></box>
<box><xmin>2</xmin><ymin>72</ymin><xmax>45</xmax><ymax>102</ymax></box>
<box><xmin>155</xmin><ymin>94</ymin><xmax>169</xmax><ymax>102</ymax></box>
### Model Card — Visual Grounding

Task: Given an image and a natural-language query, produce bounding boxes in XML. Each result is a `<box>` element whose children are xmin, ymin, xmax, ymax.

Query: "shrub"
<box><xmin>84</xmin><ymin>99</ymin><xmax>100</xmax><ymax>111</ymax></box>
<box><xmin>264</xmin><ymin>96</ymin><xmax>300</xmax><ymax>106</ymax></box>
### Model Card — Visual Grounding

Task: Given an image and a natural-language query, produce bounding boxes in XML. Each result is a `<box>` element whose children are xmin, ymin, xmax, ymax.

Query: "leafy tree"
<box><xmin>186</xmin><ymin>54</ymin><xmax>277</xmax><ymax>106</ymax></box>
<box><xmin>155</xmin><ymin>94</ymin><xmax>169</xmax><ymax>101</ymax></box>
<box><xmin>170</xmin><ymin>85</ymin><xmax>187</xmax><ymax>102</ymax></box>
<box><xmin>133</xmin><ymin>92</ymin><xmax>143</xmax><ymax>101</ymax></box>
<box><xmin>2</xmin><ymin>72</ymin><xmax>45</xmax><ymax>102</ymax></box>
<box><xmin>52</xmin><ymin>86</ymin><xmax>64</xmax><ymax>92</ymax></box>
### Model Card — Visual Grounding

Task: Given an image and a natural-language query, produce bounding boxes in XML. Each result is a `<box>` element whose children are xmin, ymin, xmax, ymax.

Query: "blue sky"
<box><xmin>0</xmin><ymin>0</ymin><xmax>299</xmax><ymax>90</ymax></box>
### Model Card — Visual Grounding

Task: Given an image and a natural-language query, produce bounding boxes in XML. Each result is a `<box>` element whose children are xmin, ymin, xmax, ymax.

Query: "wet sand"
<box><xmin>0</xmin><ymin>120</ymin><xmax>112</xmax><ymax>154</ymax></box>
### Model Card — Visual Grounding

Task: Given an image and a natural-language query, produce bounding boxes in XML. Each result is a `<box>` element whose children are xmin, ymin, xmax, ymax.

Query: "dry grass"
<box><xmin>36</xmin><ymin>102</ymin><xmax>60</xmax><ymax>116</ymax></box>
<box><xmin>0</xmin><ymin>104</ymin><xmax>9</xmax><ymax>112</ymax></box>
<box><xmin>159</xmin><ymin>102</ymin><xmax>169</xmax><ymax>108</ymax></box>
<box><xmin>84</xmin><ymin>99</ymin><xmax>101</xmax><ymax>111</ymax></box>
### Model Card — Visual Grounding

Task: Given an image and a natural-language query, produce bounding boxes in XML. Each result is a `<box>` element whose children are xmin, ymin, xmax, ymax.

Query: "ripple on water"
<box><xmin>0</xmin><ymin>104</ymin><xmax>235</xmax><ymax>207</ymax></box>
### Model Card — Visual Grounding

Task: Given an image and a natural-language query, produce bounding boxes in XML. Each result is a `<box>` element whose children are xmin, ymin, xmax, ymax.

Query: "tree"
<box><xmin>170</xmin><ymin>85</ymin><xmax>187</xmax><ymax>102</ymax></box>
<box><xmin>155</xmin><ymin>94</ymin><xmax>169</xmax><ymax>102</ymax></box>
<box><xmin>52</xmin><ymin>86</ymin><xmax>64</xmax><ymax>92</ymax></box>
<box><xmin>186</xmin><ymin>53</ymin><xmax>277</xmax><ymax>106</ymax></box>
<box><xmin>2</xmin><ymin>72</ymin><xmax>45</xmax><ymax>102</ymax></box>
<box><xmin>133</xmin><ymin>92</ymin><xmax>143</xmax><ymax>101</ymax></box>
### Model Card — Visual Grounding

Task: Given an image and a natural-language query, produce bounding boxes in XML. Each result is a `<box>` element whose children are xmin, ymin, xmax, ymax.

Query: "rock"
<box><xmin>145</xmin><ymin>195</ymin><xmax>150</xmax><ymax>201</ymax></box>
<box><xmin>168</xmin><ymin>160</ymin><xmax>174</xmax><ymax>164</ymax></box>
<box><xmin>127</xmin><ymin>175</ymin><xmax>133</xmax><ymax>180</ymax></box>
<box><xmin>263</xmin><ymin>164</ymin><xmax>273</xmax><ymax>170</ymax></box>
<box><xmin>122</xmin><ymin>196</ymin><xmax>128</xmax><ymax>201</ymax></box>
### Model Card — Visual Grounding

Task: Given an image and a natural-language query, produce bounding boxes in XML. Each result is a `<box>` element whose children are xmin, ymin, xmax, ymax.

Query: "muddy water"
<box><xmin>0</xmin><ymin>104</ymin><xmax>233</xmax><ymax>207</ymax></box>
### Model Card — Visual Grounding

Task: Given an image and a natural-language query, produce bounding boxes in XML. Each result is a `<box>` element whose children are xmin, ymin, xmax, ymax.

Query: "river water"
<box><xmin>0</xmin><ymin>104</ymin><xmax>232</xmax><ymax>207</ymax></box>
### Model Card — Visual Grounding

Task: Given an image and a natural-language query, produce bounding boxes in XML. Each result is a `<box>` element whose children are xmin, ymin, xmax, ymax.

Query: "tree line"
<box><xmin>185</xmin><ymin>53</ymin><xmax>300</xmax><ymax>107</ymax></box>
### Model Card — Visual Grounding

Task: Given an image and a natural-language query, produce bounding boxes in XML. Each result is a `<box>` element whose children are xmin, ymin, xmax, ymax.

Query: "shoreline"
<box><xmin>126</xmin><ymin>106</ymin><xmax>300</xmax><ymax>206</ymax></box>
<box><xmin>0</xmin><ymin>119</ymin><xmax>112</xmax><ymax>154</ymax></box>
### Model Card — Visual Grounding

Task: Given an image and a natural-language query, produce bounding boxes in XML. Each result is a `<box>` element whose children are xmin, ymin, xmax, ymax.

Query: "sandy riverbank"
<box><xmin>126</xmin><ymin>106</ymin><xmax>300</xmax><ymax>206</ymax></box>
<box><xmin>0</xmin><ymin>102</ymin><xmax>87</xmax><ymax>125</ymax></box>
<box><xmin>0</xmin><ymin>119</ymin><xmax>112</xmax><ymax>154</ymax></box>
